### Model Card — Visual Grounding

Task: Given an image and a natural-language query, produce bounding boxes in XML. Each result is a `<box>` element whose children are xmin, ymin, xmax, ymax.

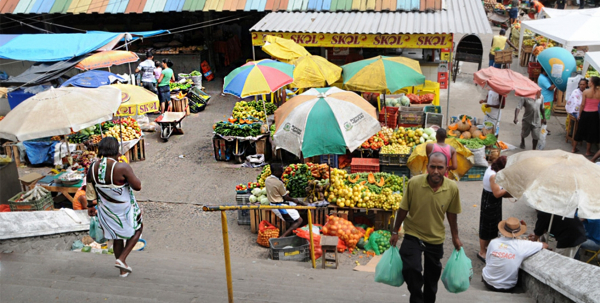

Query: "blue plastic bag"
<box><xmin>374</xmin><ymin>246</ymin><xmax>404</xmax><ymax>287</ymax></box>
<box><xmin>441</xmin><ymin>247</ymin><xmax>473</xmax><ymax>293</ymax></box>
<box><xmin>89</xmin><ymin>216</ymin><xmax>106</xmax><ymax>243</ymax></box>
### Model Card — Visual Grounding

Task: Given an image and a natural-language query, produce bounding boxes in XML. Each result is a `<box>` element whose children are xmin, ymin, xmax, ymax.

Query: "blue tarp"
<box><xmin>61</xmin><ymin>70</ymin><xmax>127</xmax><ymax>88</ymax></box>
<box><xmin>0</xmin><ymin>31</ymin><xmax>167</xmax><ymax>62</ymax></box>
<box><xmin>23</xmin><ymin>141</ymin><xmax>57</xmax><ymax>165</ymax></box>
<box><xmin>0</xmin><ymin>33</ymin><xmax>123</xmax><ymax>62</ymax></box>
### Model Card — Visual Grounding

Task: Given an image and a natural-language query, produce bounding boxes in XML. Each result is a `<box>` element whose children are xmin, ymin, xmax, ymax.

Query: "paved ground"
<box><xmin>0</xmin><ymin>250</ymin><xmax>534</xmax><ymax>303</ymax></box>
<box><xmin>7</xmin><ymin>20</ymin><xmax>590</xmax><ymax>303</ymax></box>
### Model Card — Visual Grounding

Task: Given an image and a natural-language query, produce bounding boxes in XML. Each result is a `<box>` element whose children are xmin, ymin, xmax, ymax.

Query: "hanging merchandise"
<box><xmin>201</xmin><ymin>61</ymin><xmax>214</xmax><ymax>81</ymax></box>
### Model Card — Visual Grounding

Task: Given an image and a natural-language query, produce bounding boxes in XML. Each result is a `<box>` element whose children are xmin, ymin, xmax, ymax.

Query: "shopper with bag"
<box><xmin>86</xmin><ymin>137</ymin><xmax>143</xmax><ymax>278</ymax></box>
<box><xmin>390</xmin><ymin>152</ymin><xmax>463</xmax><ymax>303</ymax></box>
<box><xmin>482</xmin><ymin>217</ymin><xmax>547</xmax><ymax>292</ymax></box>
<box><xmin>266</xmin><ymin>163</ymin><xmax>308</xmax><ymax>238</ymax></box>
<box><xmin>514</xmin><ymin>91</ymin><xmax>546</xmax><ymax>150</ymax></box>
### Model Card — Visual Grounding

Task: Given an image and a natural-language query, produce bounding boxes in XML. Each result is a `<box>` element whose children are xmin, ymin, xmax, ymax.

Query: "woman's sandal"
<box><xmin>115</xmin><ymin>259</ymin><xmax>132</xmax><ymax>273</ymax></box>
<box><xmin>119</xmin><ymin>272</ymin><xmax>130</xmax><ymax>278</ymax></box>
<box><xmin>476</xmin><ymin>252</ymin><xmax>486</xmax><ymax>264</ymax></box>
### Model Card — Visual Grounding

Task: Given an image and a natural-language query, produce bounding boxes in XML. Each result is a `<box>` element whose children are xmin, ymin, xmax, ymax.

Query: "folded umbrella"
<box><xmin>473</xmin><ymin>67</ymin><xmax>541</xmax><ymax>98</ymax></box>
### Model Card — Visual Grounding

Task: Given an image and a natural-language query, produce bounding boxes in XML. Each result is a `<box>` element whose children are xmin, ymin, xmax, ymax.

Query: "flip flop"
<box><xmin>115</xmin><ymin>259</ymin><xmax>132</xmax><ymax>273</ymax></box>
<box><xmin>119</xmin><ymin>272</ymin><xmax>130</xmax><ymax>278</ymax></box>
<box><xmin>476</xmin><ymin>253</ymin><xmax>486</xmax><ymax>264</ymax></box>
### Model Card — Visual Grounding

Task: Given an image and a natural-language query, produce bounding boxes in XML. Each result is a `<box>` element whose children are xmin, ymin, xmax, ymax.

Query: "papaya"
<box><xmin>360</xmin><ymin>181</ymin><xmax>367</xmax><ymax>186</ymax></box>
<box><xmin>376</xmin><ymin>176</ymin><xmax>385</xmax><ymax>187</ymax></box>
<box><xmin>368</xmin><ymin>173</ymin><xmax>376</xmax><ymax>184</ymax></box>
<box><xmin>348</xmin><ymin>175</ymin><xmax>360</xmax><ymax>183</ymax></box>
<box><xmin>448</xmin><ymin>123</ymin><xmax>458</xmax><ymax>131</ymax></box>
<box><xmin>479</xmin><ymin>134</ymin><xmax>487</xmax><ymax>140</ymax></box>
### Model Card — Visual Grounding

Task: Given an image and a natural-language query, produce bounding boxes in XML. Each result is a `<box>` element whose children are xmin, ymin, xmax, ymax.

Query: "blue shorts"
<box><xmin>509</xmin><ymin>8</ymin><xmax>518</xmax><ymax>19</ymax></box>
<box><xmin>158</xmin><ymin>85</ymin><xmax>170</xmax><ymax>104</ymax></box>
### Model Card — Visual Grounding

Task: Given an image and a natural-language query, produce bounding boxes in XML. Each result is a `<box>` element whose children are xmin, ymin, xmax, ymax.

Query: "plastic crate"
<box><xmin>188</xmin><ymin>87</ymin><xmax>211</xmax><ymax>105</ymax></box>
<box><xmin>460</xmin><ymin>166</ymin><xmax>487</xmax><ymax>181</ymax></box>
<box><xmin>424</xmin><ymin>105</ymin><xmax>442</xmax><ymax>113</ymax></box>
<box><xmin>6</xmin><ymin>191</ymin><xmax>53</xmax><ymax>211</ymax></box>
<box><xmin>236</xmin><ymin>193</ymin><xmax>251</xmax><ymax>225</ymax></box>
<box><xmin>213</xmin><ymin>136</ymin><xmax>229</xmax><ymax>161</ymax></box>
<box><xmin>379</xmin><ymin>152</ymin><xmax>410</xmax><ymax>166</ymax></box>
<box><xmin>425</xmin><ymin>112</ymin><xmax>444</xmax><ymax>128</ymax></box>
<box><xmin>528</xmin><ymin>62</ymin><xmax>542</xmax><ymax>82</ymax></box>
<box><xmin>378</xmin><ymin>107</ymin><xmax>399</xmax><ymax>129</ymax></box>
<box><xmin>320</xmin><ymin>154</ymin><xmax>339</xmax><ymax>168</ymax></box>
<box><xmin>399</xmin><ymin>106</ymin><xmax>424</xmax><ymax>126</ymax></box>
<box><xmin>350</xmin><ymin>158</ymin><xmax>380</xmax><ymax>173</ymax></box>
<box><xmin>269</xmin><ymin>236</ymin><xmax>310</xmax><ymax>262</ymax></box>
<box><xmin>380</xmin><ymin>165</ymin><xmax>411</xmax><ymax>178</ymax></box>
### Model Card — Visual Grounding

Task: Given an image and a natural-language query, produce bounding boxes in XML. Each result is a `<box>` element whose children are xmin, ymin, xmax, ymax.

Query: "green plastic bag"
<box><xmin>89</xmin><ymin>216</ymin><xmax>106</xmax><ymax>243</ymax></box>
<box><xmin>441</xmin><ymin>248</ymin><xmax>473</xmax><ymax>293</ymax></box>
<box><xmin>374</xmin><ymin>246</ymin><xmax>404</xmax><ymax>287</ymax></box>
<box><xmin>366</xmin><ymin>230</ymin><xmax>391</xmax><ymax>255</ymax></box>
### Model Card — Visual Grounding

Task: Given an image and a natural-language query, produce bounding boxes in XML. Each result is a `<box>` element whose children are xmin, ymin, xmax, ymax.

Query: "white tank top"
<box><xmin>483</xmin><ymin>166</ymin><xmax>495</xmax><ymax>192</ymax></box>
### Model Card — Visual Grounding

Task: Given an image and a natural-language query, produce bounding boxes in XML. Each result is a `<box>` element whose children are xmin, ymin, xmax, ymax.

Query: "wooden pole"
<box><xmin>221</xmin><ymin>211</ymin><xmax>234</xmax><ymax>303</ymax></box>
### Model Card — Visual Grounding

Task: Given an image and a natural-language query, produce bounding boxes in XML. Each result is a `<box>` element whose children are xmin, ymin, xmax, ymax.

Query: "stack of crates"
<box><xmin>320</xmin><ymin>155</ymin><xmax>339</xmax><ymax>168</ymax></box>
<box><xmin>236</xmin><ymin>193</ymin><xmax>251</xmax><ymax>225</ymax></box>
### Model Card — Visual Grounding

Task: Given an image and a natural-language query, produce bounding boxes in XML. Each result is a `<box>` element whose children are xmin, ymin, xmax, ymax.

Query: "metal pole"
<box><xmin>307</xmin><ymin>209</ymin><xmax>316</xmax><ymax>269</ymax></box>
<box><xmin>252</xmin><ymin>45</ymin><xmax>256</xmax><ymax>61</ymax></box>
<box><xmin>445</xmin><ymin>54</ymin><xmax>452</xmax><ymax>126</ymax></box>
<box><xmin>221</xmin><ymin>211</ymin><xmax>234</xmax><ymax>303</ymax></box>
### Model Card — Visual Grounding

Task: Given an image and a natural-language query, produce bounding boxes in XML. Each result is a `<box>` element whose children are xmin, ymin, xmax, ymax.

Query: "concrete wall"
<box><xmin>0</xmin><ymin>209</ymin><xmax>89</xmax><ymax>240</ymax></box>
<box><xmin>520</xmin><ymin>249</ymin><xmax>600</xmax><ymax>303</ymax></box>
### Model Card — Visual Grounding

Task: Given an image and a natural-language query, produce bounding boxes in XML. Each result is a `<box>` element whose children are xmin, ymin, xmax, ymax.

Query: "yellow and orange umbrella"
<box><xmin>75</xmin><ymin>50</ymin><xmax>139</xmax><ymax>71</ymax></box>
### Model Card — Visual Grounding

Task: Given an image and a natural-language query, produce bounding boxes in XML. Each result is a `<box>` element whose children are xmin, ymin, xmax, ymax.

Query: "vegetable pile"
<box><xmin>213</xmin><ymin>121</ymin><xmax>262</xmax><ymax>137</ymax></box>
<box><xmin>232</xmin><ymin>101</ymin><xmax>266</xmax><ymax>121</ymax></box>
<box><xmin>248</xmin><ymin>100</ymin><xmax>278</xmax><ymax>115</ymax></box>
<box><xmin>250</xmin><ymin>188</ymin><xmax>269</xmax><ymax>205</ymax></box>
<box><xmin>305</xmin><ymin>179</ymin><xmax>330</xmax><ymax>203</ymax></box>
<box><xmin>13</xmin><ymin>186</ymin><xmax>49</xmax><ymax>202</ymax></box>
<box><xmin>322</xmin><ymin>215</ymin><xmax>365</xmax><ymax>252</ymax></box>
<box><xmin>257</xmin><ymin>165</ymin><xmax>271</xmax><ymax>188</ymax></box>
<box><xmin>366</xmin><ymin>230</ymin><xmax>392</xmax><ymax>255</ymax></box>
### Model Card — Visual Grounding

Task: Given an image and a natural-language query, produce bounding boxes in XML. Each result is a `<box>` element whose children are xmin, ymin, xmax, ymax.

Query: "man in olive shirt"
<box><xmin>390</xmin><ymin>152</ymin><xmax>463</xmax><ymax>303</ymax></box>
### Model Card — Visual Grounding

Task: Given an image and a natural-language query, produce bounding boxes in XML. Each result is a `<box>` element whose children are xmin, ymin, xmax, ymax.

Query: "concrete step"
<box><xmin>0</xmin><ymin>251</ymin><xmax>533</xmax><ymax>303</ymax></box>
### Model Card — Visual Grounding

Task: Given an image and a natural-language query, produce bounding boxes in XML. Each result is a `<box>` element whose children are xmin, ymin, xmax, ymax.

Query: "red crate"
<box><xmin>379</xmin><ymin>106</ymin><xmax>399</xmax><ymax>128</ymax></box>
<box><xmin>351</xmin><ymin>158</ymin><xmax>380</xmax><ymax>173</ymax></box>
<box><xmin>528</xmin><ymin>62</ymin><xmax>542</xmax><ymax>82</ymax></box>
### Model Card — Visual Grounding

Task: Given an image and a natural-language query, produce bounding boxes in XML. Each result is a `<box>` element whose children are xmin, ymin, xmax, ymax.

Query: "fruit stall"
<box><xmin>212</xmin><ymin>100</ymin><xmax>276</xmax><ymax>163</ymax></box>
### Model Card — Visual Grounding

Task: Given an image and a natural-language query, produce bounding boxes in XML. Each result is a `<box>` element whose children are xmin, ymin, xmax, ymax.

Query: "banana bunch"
<box><xmin>105</xmin><ymin>125</ymin><xmax>141</xmax><ymax>142</ymax></box>
<box><xmin>257</xmin><ymin>165</ymin><xmax>271</xmax><ymax>188</ymax></box>
<box><xmin>233</xmin><ymin>101</ymin><xmax>266</xmax><ymax>121</ymax></box>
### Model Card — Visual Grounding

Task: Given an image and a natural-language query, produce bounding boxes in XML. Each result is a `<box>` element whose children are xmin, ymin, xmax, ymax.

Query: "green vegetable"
<box><xmin>81</xmin><ymin>246</ymin><xmax>92</xmax><ymax>253</ymax></box>
<box><xmin>213</xmin><ymin>121</ymin><xmax>263</xmax><ymax>138</ymax></box>
<box><xmin>102</xmin><ymin>249</ymin><xmax>108</xmax><ymax>254</ymax></box>
<box><xmin>190</xmin><ymin>70</ymin><xmax>202</xmax><ymax>77</ymax></box>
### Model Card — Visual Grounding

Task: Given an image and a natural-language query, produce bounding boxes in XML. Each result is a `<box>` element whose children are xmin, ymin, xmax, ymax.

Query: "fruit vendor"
<box><xmin>514</xmin><ymin>91</ymin><xmax>546</xmax><ymax>150</ymax></box>
<box><xmin>528</xmin><ymin>0</ymin><xmax>544</xmax><ymax>19</ymax></box>
<box><xmin>482</xmin><ymin>217</ymin><xmax>547</xmax><ymax>292</ymax></box>
<box><xmin>266</xmin><ymin>163</ymin><xmax>308</xmax><ymax>238</ymax></box>
<box><xmin>390</xmin><ymin>152</ymin><xmax>462</xmax><ymax>303</ymax></box>
<box><xmin>425</xmin><ymin>128</ymin><xmax>458</xmax><ymax>175</ymax></box>
<box><xmin>479</xmin><ymin>89</ymin><xmax>504</xmax><ymax>137</ymax></box>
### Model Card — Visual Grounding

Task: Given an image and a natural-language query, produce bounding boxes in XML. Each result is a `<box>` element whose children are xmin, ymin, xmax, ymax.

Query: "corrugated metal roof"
<box><xmin>2</xmin><ymin>0</ymin><xmax>459</xmax><ymax>13</ymax></box>
<box><xmin>250</xmin><ymin>0</ymin><xmax>491</xmax><ymax>34</ymax></box>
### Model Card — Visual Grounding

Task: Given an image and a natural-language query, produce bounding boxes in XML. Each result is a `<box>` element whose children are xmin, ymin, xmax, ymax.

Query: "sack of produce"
<box><xmin>374</xmin><ymin>246</ymin><xmax>404</xmax><ymax>287</ymax></box>
<box><xmin>365</xmin><ymin>230</ymin><xmax>392</xmax><ymax>255</ymax></box>
<box><xmin>294</xmin><ymin>228</ymin><xmax>322</xmax><ymax>259</ymax></box>
<box><xmin>468</xmin><ymin>146</ymin><xmax>488</xmax><ymax>167</ymax></box>
<box><xmin>441</xmin><ymin>248</ymin><xmax>473</xmax><ymax>293</ymax></box>
<box><xmin>322</xmin><ymin>215</ymin><xmax>364</xmax><ymax>251</ymax></box>
<box><xmin>89</xmin><ymin>216</ymin><xmax>107</xmax><ymax>244</ymax></box>
<box><xmin>257</xmin><ymin>220</ymin><xmax>279</xmax><ymax>247</ymax></box>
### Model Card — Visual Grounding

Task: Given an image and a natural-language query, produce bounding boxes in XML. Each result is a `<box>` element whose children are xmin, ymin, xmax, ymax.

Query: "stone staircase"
<box><xmin>0</xmin><ymin>250</ymin><xmax>533</xmax><ymax>303</ymax></box>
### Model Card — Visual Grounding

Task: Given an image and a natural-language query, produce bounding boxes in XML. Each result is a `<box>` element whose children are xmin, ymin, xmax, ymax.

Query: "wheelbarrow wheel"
<box><xmin>162</xmin><ymin>125</ymin><xmax>171</xmax><ymax>142</ymax></box>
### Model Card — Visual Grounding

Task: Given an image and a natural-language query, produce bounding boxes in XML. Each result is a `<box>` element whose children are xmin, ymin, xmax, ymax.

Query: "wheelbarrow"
<box><xmin>154</xmin><ymin>112</ymin><xmax>186</xmax><ymax>142</ymax></box>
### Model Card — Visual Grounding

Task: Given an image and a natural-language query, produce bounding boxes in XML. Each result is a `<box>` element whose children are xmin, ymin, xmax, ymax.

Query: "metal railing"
<box><xmin>202</xmin><ymin>204</ymin><xmax>318</xmax><ymax>303</ymax></box>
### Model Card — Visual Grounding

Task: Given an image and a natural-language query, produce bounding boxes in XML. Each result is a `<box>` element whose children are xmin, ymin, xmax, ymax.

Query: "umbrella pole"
<box><xmin>445</xmin><ymin>52</ymin><xmax>453</xmax><ymax>126</ymax></box>
<box><xmin>548</xmin><ymin>214</ymin><xmax>555</xmax><ymax>237</ymax></box>
<box><xmin>63</xmin><ymin>135</ymin><xmax>73</xmax><ymax>167</ymax></box>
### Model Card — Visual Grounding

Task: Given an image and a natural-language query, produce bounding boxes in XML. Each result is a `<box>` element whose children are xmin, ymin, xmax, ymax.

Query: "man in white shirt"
<box><xmin>135</xmin><ymin>51</ymin><xmax>157</xmax><ymax>94</ymax></box>
<box><xmin>482</xmin><ymin>217</ymin><xmax>547</xmax><ymax>292</ymax></box>
<box><xmin>480</xmin><ymin>90</ymin><xmax>503</xmax><ymax>137</ymax></box>
<box><xmin>265</xmin><ymin>164</ymin><xmax>307</xmax><ymax>237</ymax></box>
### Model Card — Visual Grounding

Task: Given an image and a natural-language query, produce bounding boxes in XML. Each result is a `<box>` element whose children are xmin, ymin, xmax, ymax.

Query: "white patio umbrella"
<box><xmin>0</xmin><ymin>86</ymin><xmax>122</xmax><ymax>142</ymax></box>
<box><xmin>496</xmin><ymin>149</ymin><xmax>600</xmax><ymax>220</ymax></box>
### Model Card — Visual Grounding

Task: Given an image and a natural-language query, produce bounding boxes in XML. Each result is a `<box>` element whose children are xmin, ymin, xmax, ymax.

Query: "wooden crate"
<box><xmin>125</xmin><ymin>138</ymin><xmax>146</xmax><ymax>162</ymax></box>
<box><xmin>520</xmin><ymin>49</ymin><xmax>532</xmax><ymax>67</ymax></box>
<box><xmin>250</xmin><ymin>208</ymin><xmax>288</xmax><ymax>234</ymax></box>
<box><xmin>327</xmin><ymin>205</ymin><xmax>394</xmax><ymax>230</ymax></box>
<box><xmin>494</xmin><ymin>50</ymin><xmax>513</xmax><ymax>64</ymax></box>
<box><xmin>171</xmin><ymin>97</ymin><xmax>190</xmax><ymax>116</ymax></box>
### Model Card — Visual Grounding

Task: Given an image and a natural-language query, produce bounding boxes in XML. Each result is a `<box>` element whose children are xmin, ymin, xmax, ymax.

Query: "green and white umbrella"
<box><xmin>273</xmin><ymin>87</ymin><xmax>381</xmax><ymax>158</ymax></box>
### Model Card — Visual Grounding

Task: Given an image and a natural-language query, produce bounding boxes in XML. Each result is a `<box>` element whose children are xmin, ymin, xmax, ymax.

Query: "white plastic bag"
<box><xmin>537</xmin><ymin>125</ymin><xmax>547</xmax><ymax>150</ymax></box>
<box><xmin>468</xmin><ymin>146</ymin><xmax>488</xmax><ymax>167</ymax></box>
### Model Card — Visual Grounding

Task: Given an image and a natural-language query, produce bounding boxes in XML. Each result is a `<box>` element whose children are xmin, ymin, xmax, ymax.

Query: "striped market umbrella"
<box><xmin>223</xmin><ymin>59</ymin><xmax>294</xmax><ymax>98</ymax></box>
<box><xmin>342</xmin><ymin>55</ymin><xmax>426</xmax><ymax>93</ymax></box>
<box><xmin>75</xmin><ymin>51</ymin><xmax>139</xmax><ymax>71</ymax></box>
<box><xmin>273</xmin><ymin>87</ymin><xmax>381</xmax><ymax>158</ymax></box>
